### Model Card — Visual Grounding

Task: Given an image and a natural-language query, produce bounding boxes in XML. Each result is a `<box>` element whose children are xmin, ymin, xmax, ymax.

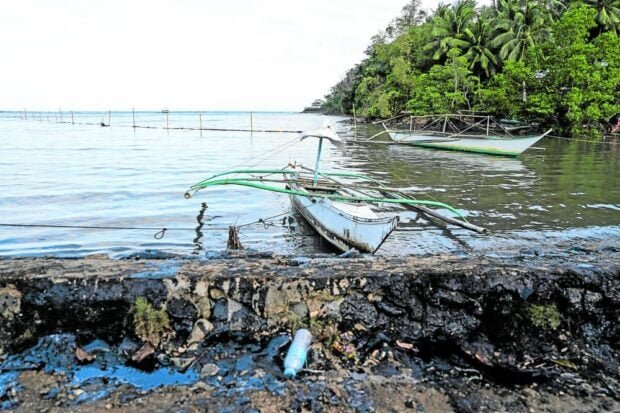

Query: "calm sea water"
<box><xmin>0</xmin><ymin>111</ymin><xmax>618</xmax><ymax>258</ymax></box>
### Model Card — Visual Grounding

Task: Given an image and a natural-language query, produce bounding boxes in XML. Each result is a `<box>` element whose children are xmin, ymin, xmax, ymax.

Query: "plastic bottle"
<box><xmin>283</xmin><ymin>329</ymin><xmax>313</xmax><ymax>378</ymax></box>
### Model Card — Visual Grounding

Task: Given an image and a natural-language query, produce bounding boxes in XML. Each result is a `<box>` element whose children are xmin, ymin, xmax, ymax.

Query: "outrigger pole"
<box><xmin>185</xmin><ymin>171</ymin><xmax>469</xmax><ymax>222</ymax></box>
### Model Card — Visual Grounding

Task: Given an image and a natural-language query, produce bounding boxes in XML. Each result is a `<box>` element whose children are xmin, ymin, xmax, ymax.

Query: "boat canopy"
<box><xmin>300</xmin><ymin>126</ymin><xmax>345</xmax><ymax>152</ymax></box>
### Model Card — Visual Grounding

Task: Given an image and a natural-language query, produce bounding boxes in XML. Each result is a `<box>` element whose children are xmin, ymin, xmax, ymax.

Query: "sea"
<box><xmin>0</xmin><ymin>110</ymin><xmax>618</xmax><ymax>258</ymax></box>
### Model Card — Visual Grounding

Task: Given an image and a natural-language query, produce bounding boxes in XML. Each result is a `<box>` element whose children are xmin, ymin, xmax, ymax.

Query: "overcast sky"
<box><xmin>1</xmin><ymin>1</ymin><xmax>487</xmax><ymax>112</ymax></box>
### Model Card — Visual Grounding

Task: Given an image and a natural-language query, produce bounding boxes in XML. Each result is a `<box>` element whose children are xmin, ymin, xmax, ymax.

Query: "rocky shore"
<box><xmin>0</xmin><ymin>250</ymin><xmax>618</xmax><ymax>412</ymax></box>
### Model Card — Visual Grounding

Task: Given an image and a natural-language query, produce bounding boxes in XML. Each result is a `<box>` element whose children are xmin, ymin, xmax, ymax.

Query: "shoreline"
<box><xmin>1</xmin><ymin>251</ymin><xmax>618</xmax><ymax>411</ymax></box>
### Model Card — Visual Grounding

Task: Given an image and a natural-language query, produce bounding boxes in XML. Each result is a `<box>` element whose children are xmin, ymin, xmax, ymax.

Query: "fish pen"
<box><xmin>8</xmin><ymin>109</ymin><xmax>303</xmax><ymax>134</ymax></box>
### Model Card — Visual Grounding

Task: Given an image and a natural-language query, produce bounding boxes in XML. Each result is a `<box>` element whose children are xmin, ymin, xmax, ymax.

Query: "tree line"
<box><xmin>322</xmin><ymin>0</ymin><xmax>620</xmax><ymax>136</ymax></box>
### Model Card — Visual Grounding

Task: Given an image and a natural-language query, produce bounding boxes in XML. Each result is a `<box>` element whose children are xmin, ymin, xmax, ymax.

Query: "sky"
<box><xmin>0</xmin><ymin>0</ymin><xmax>487</xmax><ymax>112</ymax></box>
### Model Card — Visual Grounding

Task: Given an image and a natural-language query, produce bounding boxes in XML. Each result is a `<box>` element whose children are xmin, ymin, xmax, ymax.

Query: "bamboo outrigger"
<box><xmin>185</xmin><ymin>126</ymin><xmax>486</xmax><ymax>253</ymax></box>
<box><xmin>370</xmin><ymin>114</ymin><xmax>551</xmax><ymax>157</ymax></box>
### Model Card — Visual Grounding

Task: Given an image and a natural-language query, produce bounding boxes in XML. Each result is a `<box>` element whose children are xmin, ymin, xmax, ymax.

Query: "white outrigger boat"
<box><xmin>185</xmin><ymin>126</ymin><xmax>485</xmax><ymax>253</ymax></box>
<box><xmin>373</xmin><ymin>114</ymin><xmax>552</xmax><ymax>157</ymax></box>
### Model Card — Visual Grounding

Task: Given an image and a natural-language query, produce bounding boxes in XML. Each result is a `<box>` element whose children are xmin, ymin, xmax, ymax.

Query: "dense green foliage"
<box><xmin>322</xmin><ymin>0</ymin><xmax>620</xmax><ymax>135</ymax></box>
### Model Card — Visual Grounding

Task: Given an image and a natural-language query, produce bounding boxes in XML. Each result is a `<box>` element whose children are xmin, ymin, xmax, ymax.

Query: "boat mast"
<box><xmin>313</xmin><ymin>137</ymin><xmax>323</xmax><ymax>186</ymax></box>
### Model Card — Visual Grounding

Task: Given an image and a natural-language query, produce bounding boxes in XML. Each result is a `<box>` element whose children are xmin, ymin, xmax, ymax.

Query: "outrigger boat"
<box><xmin>185</xmin><ymin>126</ymin><xmax>485</xmax><ymax>253</ymax></box>
<box><xmin>372</xmin><ymin>114</ymin><xmax>552</xmax><ymax>157</ymax></box>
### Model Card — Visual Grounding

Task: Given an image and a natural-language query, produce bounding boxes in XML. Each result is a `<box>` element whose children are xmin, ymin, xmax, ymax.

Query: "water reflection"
<box><xmin>192</xmin><ymin>202</ymin><xmax>208</xmax><ymax>254</ymax></box>
<box><xmin>384</xmin><ymin>143</ymin><xmax>530</xmax><ymax>173</ymax></box>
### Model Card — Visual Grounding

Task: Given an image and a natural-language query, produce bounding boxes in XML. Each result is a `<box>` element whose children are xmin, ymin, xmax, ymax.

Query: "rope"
<box><xmin>0</xmin><ymin>223</ymin><xmax>216</xmax><ymax>239</ymax></box>
<box><xmin>221</xmin><ymin>135</ymin><xmax>301</xmax><ymax>171</ymax></box>
<box><xmin>0</xmin><ymin>211</ymin><xmax>295</xmax><ymax>239</ymax></box>
<box><xmin>547</xmin><ymin>134</ymin><xmax>619</xmax><ymax>145</ymax></box>
<box><xmin>18</xmin><ymin>119</ymin><xmax>302</xmax><ymax>134</ymax></box>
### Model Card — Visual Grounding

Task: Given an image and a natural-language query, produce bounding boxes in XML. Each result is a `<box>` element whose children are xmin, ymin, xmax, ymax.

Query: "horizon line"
<box><xmin>0</xmin><ymin>108</ymin><xmax>319</xmax><ymax>114</ymax></box>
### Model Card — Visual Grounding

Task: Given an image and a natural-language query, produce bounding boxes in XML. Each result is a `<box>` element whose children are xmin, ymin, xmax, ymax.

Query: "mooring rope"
<box><xmin>0</xmin><ymin>210</ymin><xmax>293</xmax><ymax>240</ymax></box>
<box><xmin>547</xmin><ymin>134</ymin><xmax>619</xmax><ymax>145</ymax></box>
<box><xmin>219</xmin><ymin>135</ymin><xmax>301</xmax><ymax>171</ymax></box>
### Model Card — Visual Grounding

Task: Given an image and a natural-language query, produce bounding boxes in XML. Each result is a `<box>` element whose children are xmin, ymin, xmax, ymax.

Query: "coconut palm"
<box><xmin>491</xmin><ymin>0</ymin><xmax>551</xmax><ymax>63</ymax></box>
<box><xmin>584</xmin><ymin>0</ymin><xmax>620</xmax><ymax>34</ymax></box>
<box><xmin>538</xmin><ymin>0</ymin><xmax>568</xmax><ymax>20</ymax></box>
<box><xmin>425</xmin><ymin>0</ymin><xmax>477</xmax><ymax>62</ymax></box>
<box><xmin>462</xmin><ymin>19</ymin><xmax>500</xmax><ymax>78</ymax></box>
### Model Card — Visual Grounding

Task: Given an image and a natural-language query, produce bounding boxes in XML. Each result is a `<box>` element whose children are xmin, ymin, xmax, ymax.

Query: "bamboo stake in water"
<box><xmin>132</xmin><ymin>108</ymin><xmax>136</xmax><ymax>128</ymax></box>
<box><xmin>71</xmin><ymin>111</ymin><xmax>74</xmax><ymax>125</ymax></box>
<box><xmin>250</xmin><ymin>112</ymin><xmax>253</xmax><ymax>136</ymax></box>
<box><xmin>199</xmin><ymin>112</ymin><xmax>203</xmax><ymax>137</ymax></box>
<box><xmin>108</xmin><ymin>110</ymin><xmax>111</xmax><ymax>126</ymax></box>
<box><xmin>59</xmin><ymin>108</ymin><xmax>63</xmax><ymax>123</ymax></box>
<box><xmin>166</xmin><ymin>112</ymin><xmax>169</xmax><ymax>130</ymax></box>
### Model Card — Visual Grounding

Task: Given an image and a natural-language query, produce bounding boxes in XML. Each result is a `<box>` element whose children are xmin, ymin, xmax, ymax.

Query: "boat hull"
<box><xmin>289</xmin><ymin>185</ymin><xmax>398</xmax><ymax>253</ymax></box>
<box><xmin>387</xmin><ymin>131</ymin><xmax>549</xmax><ymax>156</ymax></box>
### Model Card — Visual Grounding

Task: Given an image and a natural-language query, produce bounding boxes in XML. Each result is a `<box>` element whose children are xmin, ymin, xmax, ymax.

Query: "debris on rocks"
<box><xmin>75</xmin><ymin>347</ymin><xmax>95</xmax><ymax>364</ymax></box>
<box><xmin>131</xmin><ymin>342</ymin><xmax>155</xmax><ymax>365</ymax></box>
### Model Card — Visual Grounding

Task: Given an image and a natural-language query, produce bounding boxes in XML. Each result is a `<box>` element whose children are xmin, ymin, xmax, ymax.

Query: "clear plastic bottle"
<box><xmin>283</xmin><ymin>329</ymin><xmax>313</xmax><ymax>378</ymax></box>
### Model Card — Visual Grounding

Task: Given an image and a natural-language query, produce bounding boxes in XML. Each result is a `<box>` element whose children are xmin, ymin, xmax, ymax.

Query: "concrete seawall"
<box><xmin>0</xmin><ymin>252</ymin><xmax>618</xmax><ymax>411</ymax></box>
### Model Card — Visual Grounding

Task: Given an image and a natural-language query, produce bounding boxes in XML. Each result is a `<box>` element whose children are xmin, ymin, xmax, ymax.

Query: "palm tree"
<box><xmin>425</xmin><ymin>0</ymin><xmax>477</xmax><ymax>62</ymax></box>
<box><xmin>491</xmin><ymin>0</ymin><xmax>551</xmax><ymax>63</ymax></box>
<box><xmin>584</xmin><ymin>0</ymin><xmax>620</xmax><ymax>35</ymax></box>
<box><xmin>462</xmin><ymin>19</ymin><xmax>499</xmax><ymax>78</ymax></box>
<box><xmin>538</xmin><ymin>0</ymin><xmax>567</xmax><ymax>20</ymax></box>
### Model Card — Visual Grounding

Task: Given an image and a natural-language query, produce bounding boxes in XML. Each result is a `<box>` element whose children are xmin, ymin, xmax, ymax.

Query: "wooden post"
<box><xmin>250</xmin><ymin>112</ymin><xmax>253</xmax><ymax>135</ymax></box>
<box><xmin>166</xmin><ymin>112</ymin><xmax>169</xmax><ymax>129</ymax></box>
<box><xmin>59</xmin><ymin>108</ymin><xmax>63</xmax><ymax>123</ymax></box>
<box><xmin>132</xmin><ymin>108</ymin><xmax>136</xmax><ymax>128</ymax></box>
<box><xmin>486</xmin><ymin>116</ymin><xmax>490</xmax><ymax>136</ymax></box>
<box><xmin>108</xmin><ymin>110</ymin><xmax>111</xmax><ymax>126</ymax></box>
<box><xmin>199</xmin><ymin>112</ymin><xmax>203</xmax><ymax>137</ymax></box>
<box><xmin>71</xmin><ymin>111</ymin><xmax>74</xmax><ymax>125</ymax></box>
<box><xmin>227</xmin><ymin>226</ymin><xmax>243</xmax><ymax>250</ymax></box>
<box><xmin>23</xmin><ymin>109</ymin><xmax>26</xmax><ymax>120</ymax></box>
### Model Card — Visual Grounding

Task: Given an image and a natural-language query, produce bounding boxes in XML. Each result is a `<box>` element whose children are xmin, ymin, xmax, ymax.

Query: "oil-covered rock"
<box><xmin>0</xmin><ymin>252</ymin><xmax>618</xmax><ymax>411</ymax></box>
